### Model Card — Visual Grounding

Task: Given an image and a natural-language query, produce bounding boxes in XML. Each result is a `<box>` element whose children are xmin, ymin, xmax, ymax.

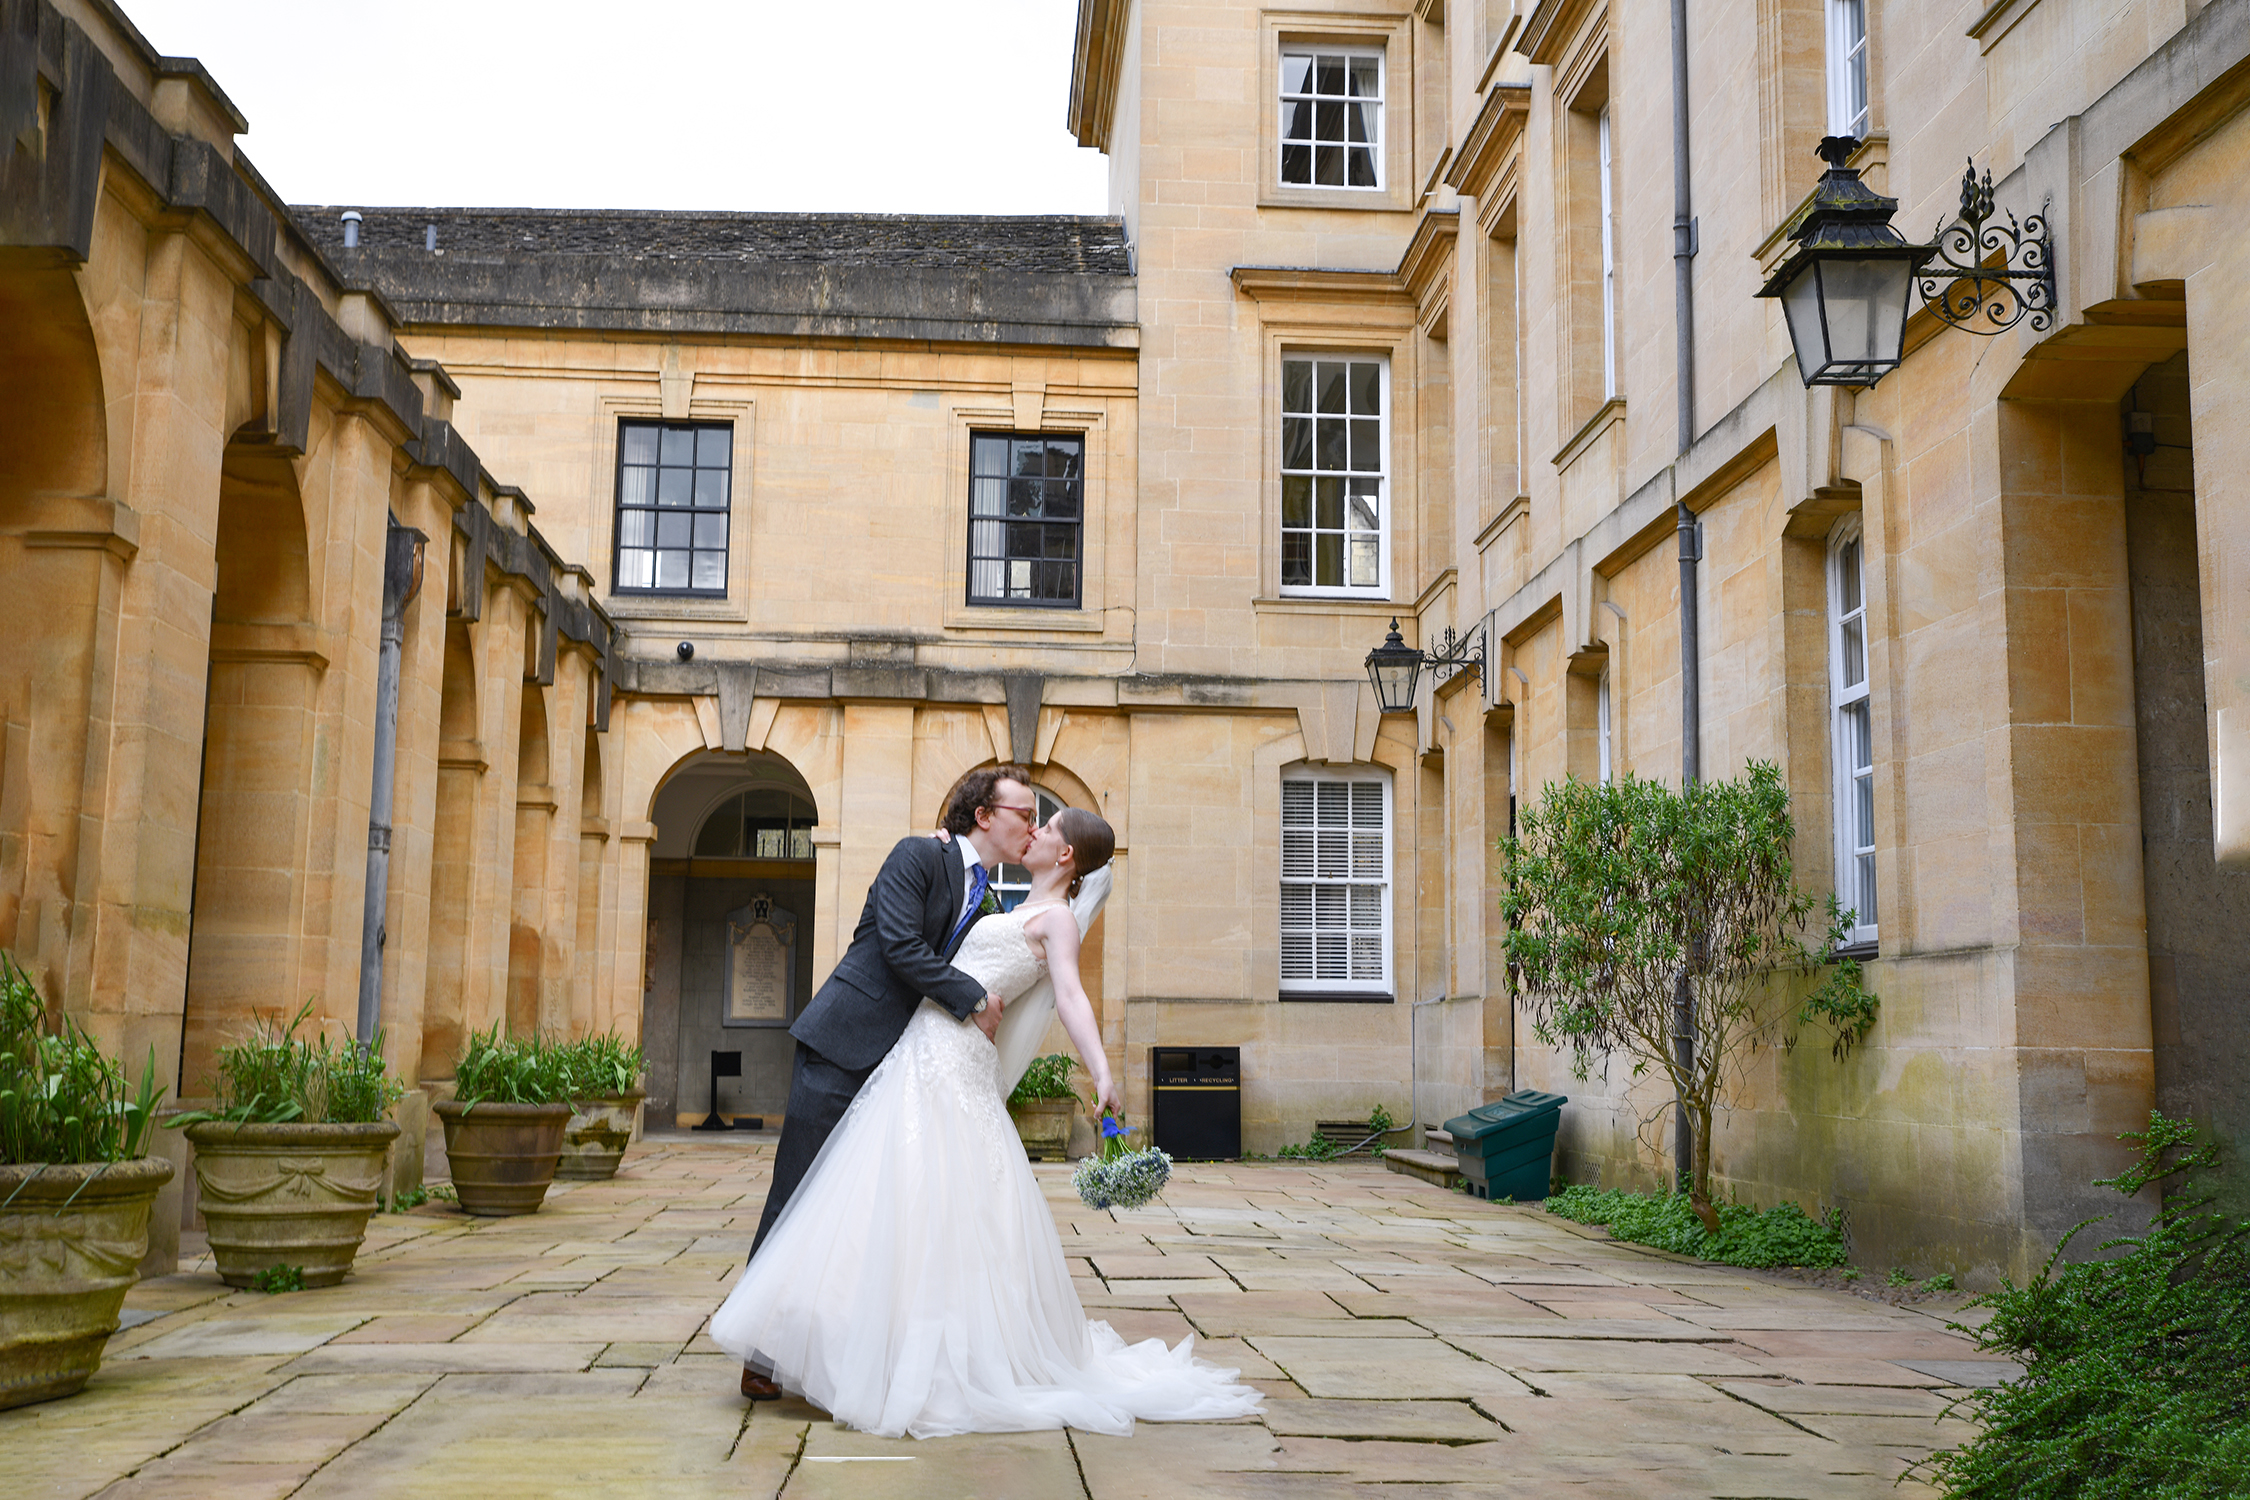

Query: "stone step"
<box><xmin>1381</xmin><ymin>1148</ymin><xmax>1461</xmax><ymax>1187</ymax></box>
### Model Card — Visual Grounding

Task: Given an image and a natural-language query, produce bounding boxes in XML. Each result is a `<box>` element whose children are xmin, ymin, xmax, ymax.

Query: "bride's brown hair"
<box><xmin>1051</xmin><ymin>808</ymin><xmax>1115</xmax><ymax>900</ymax></box>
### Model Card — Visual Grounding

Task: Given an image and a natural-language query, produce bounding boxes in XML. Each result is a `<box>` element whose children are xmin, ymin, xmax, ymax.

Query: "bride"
<box><xmin>707</xmin><ymin>807</ymin><xmax>1262</xmax><ymax>1439</ymax></box>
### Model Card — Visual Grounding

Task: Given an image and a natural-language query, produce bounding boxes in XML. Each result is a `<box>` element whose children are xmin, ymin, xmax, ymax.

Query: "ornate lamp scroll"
<box><xmin>1917</xmin><ymin>159</ymin><xmax>2055</xmax><ymax>336</ymax></box>
<box><xmin>1364</xmin><ymin>619</ymin><xmax>1485</xmax><ymax>715</ymax></box>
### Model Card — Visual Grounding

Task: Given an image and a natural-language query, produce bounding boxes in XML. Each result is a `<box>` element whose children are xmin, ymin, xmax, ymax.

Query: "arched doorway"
<box><xmin>645</xmin><ymin>750</ymin><xmax>819</xmax><ymax>1127</ymax></box>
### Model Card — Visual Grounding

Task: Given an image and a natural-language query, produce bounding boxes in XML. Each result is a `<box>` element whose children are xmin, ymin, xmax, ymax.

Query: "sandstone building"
<box><xmin>4</xmin><ymin>0</ymin><xmax>2247</xmax><ymax>1282</ymax></box>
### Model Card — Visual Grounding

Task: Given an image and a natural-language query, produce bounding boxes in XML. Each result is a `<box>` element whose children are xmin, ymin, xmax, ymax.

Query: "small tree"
<box><xmin>1500</xmin><ymin>761</ymin><xmax>1876</xmax><ymax>1229</ymax></box>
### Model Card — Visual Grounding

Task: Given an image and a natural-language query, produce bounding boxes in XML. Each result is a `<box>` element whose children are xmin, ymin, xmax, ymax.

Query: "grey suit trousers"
<box><xmin>748</xmin><ymin>1041</ymin><xmax>874</xmax><ymax>1260</ymax></box>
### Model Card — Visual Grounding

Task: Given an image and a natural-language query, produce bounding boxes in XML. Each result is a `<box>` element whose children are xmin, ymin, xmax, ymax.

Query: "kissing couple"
<box><xmin>709</xmin><ymin>765</ymin><xmax>1261</xmax><ymax>1438</ymax></box>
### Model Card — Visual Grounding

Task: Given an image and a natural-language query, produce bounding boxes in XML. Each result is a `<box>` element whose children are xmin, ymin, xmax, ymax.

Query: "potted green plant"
<box><xmin>556</xmin><ymin>1032</ymin><xmax>646</xmax><ymax>1181</ymax></box>
<box><xmin>433</xmin><ymin>1029</ymin><xmax>575</xmax><ymax>1215</ymax></box>
<box><xmin>169</xmin><ymin>1001</ymin><xmax>404</xmax><ymax>1289</ymax></box>
<box><xmin>1006</xmin><ymin>1054</ymin><xmax>1081</xmax><ymax>1161</ymax></box>
<box><xmin>0</xmin><ymin>953</ymin><xmax>170</xmax><ymax>1410</ymax></box>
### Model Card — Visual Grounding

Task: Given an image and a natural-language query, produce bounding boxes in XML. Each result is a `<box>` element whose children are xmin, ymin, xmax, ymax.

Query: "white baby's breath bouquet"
<box><xmin>1073</xmin><ymin>1112</ymin><xmax>1172</xmax><ymax>1211</ymax></box>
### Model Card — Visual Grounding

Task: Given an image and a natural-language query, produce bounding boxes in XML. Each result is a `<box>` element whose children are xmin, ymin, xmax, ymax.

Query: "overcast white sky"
<box><xmin>119</xmin><ymin>0</ymin><xmax>1113</xmax><ymax>215</ymax></box>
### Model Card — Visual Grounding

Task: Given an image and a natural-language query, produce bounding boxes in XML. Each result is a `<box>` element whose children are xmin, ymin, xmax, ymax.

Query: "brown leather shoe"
<box><xmin>740</xmin><ymin>1367</ymin><xmax>783</xmax><ymax>1401</ymax></box>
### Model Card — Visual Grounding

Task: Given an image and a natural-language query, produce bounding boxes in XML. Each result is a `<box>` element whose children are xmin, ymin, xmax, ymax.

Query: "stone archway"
<box><xmin>180</xmin><ymin>441</ymin><xmax>318</xmax><ymax>1088</ymax></box>
<box><xmin>0</xmin><ymin>262</ymin><xmax>108</xmax><ymax>996</ymax></box>
<box><xmin>643</xmin><ymin>749</ymin><xmax>821</xmax><ymax>1127</ymax></box>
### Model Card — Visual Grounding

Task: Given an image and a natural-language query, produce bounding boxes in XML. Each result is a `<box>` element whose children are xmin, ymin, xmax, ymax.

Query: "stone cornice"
<box><xmin>1517</xmin><ymin>0</ymin><xmax>1602</xmax><ymax>66</ymax></box>
<box><xmin>1228</xmin><ymin>265</ymin><xmax>1409</xmax><ymax>306</ymax></box>
<box><xmin>1445</xmin><ymin>84</ymin><xmax>1532</xmax><ymax>201</ymax></box>
<box><xmin>1068</xmin><ymin>0</ymin><xmax>1131</xmax><ymax>151</ymax></box>
<box><xmin>1396</xmin><ymin>210</ymin><xmax>1459</xmax><ymax>306</ymax></box>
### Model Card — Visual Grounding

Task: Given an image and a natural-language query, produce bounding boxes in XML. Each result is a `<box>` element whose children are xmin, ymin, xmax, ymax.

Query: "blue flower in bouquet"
<box><xmin>1076</xmin><ymin>1112</ymin><xmax>1172</xmax><ymax>1211</ymax></box>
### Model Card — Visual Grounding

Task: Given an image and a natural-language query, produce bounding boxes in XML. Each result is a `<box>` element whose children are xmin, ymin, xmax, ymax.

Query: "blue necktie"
<box><xmin>947</xmin><ymin>864</ymin><xmax>988</xmax><ymax>952</ymax></box>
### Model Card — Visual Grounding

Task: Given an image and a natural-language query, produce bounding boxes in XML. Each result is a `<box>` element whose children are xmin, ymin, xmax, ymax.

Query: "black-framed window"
<box><xmin>1280</xmin><ymin>49</ymin><xmax>1383</xmax><ymax>189</ymax></box>
<box><xmin>613</xmin><ymin>421</ymin><xmax>730</xmax><ymax>595</ymax></box>
<box><xmin>968</xmin><ymin>432</ymin><xmax>1083</xmax><ymax>608</ymax></box>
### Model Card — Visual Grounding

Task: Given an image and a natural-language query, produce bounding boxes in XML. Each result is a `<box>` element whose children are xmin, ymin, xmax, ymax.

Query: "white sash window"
<box><xmin>1280</xmin><ymin>768</ymin><xmax>1392</xmax><ymax>997</ymax></box>
<box><xmin>1830</xmin><ymin>518</ymin><xmax>1877</xmax><ymax>947</ymax></box>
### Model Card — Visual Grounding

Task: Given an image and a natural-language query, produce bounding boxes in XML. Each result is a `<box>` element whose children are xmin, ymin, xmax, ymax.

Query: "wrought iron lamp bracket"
<box><xmin>1423</xmin><ymin>625</ymin><xmax>1485</xmax><ymax>689</ymax></box>
<box><xmin>1918</xmin><ymin>159</ymin><xmax>2055</xmax><ymax>336</ymax></box>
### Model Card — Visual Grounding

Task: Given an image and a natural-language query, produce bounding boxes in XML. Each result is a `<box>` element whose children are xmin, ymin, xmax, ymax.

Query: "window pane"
<box><xmin>1848</xmin><ymin>701</ymin><xmax>1872</xmax><ymax>773</ymax></box>
<box><xmin>1045</xmin><ymin>443</ymin><xmax>1081</xmax><ymax>479</ymax></box>
<box><xmin>1284</xmin><ymin>100</ymin><xmax>1313</xmax><ymax>142</ymax></box>
<box><xmin>972</xmin><ymin>435</ymin><xmax>1007</xmax><ymax>475</ymax></box>
<box><xmin>656</xmin><ymin>511</ymin><xmax>690</xmax><ymax>548</ymax></box>
<box><xmin>657</xmin><ymin>468</ymin><xmax>691</xmax><ymax>505</ymax></box>
<box><xmin>620</xmin><ymin>466</ymin><xmax>655</xmax><ymax>505</ymax></box>
<box><xmin>1350</xmin><ymin>58</ymin><xmax>1380</xmax><ymax>98</ymax></box>
<box><xmin>1842</xmin><ymin>618</ymin><xmax>1865</xmax><ymax>689</ymax></box>
<box><xmin>1350</xmin><ymin>418</ymin><xmax>1381</xmax><ymax>471</ymax></box>
<box><xmin>1282</xmin><ymin>143</ymin><xmax>1310</xmax><ymax>183</ymax></box>
<box><xmin>971</xmin><ymin>477</ymin><xmax>1006</xmax><ymax>516</ymax></box>
<box><xmin>1349</xmin><ymin>536</ymin><xmax>1379</xmax><ymax>587</ymax></box>
<box><xmin>1854</xmin><ymin>769</ymin><xmax>1874</xmax><ymax>844</ymax></box>
<box><xmin>1346</xmin><ymin>102</ymin><xmax>1371</xmax><ymax>143</ymax></box>
<box><xmin>691</xmin><ymin>551</ymin><xmax>725</xmax><ymax>591</ymax></box>
<box><xmin>1349</xmin><ymin>146</ymin><xmax>1377</xmax><ymax>186</ymax></box>
<box><xmin>1043</xmin><ymin>481</ymin><xmax>1080</xmax><ymax>520</ymax></box>
<box><xmin>1281</xmin><ymin>53</ymin><xmax>1311</xmax><ymax>93</ymax></box>
<box><xmin>655</xmin><ymin>550</ymin><xmax>688</xmax><ymax>589</ymax></box>
<box><xmin>1316</xmin><ymin>57</ymin><xmax>1345</xmax><ymax>93</ymax></box>
<box><xmin>696</xmin><ymin>427</ymin><xmax>731</xmax><ymax>467</ymax></box>
<box><xmin>1282</xmin><ymin>476</ymin><xmax>1311</xmax><ymax>526</ymax></box>
<box><xmin>1315</xmin><ymin>100</ymin><xmax>1342</xmax><ymax>141</ymax></box>
<box><xmin>1856</xmin><ymin>854</ymin><xmax>1878</xmax><ymax>924</ymax></box>
<box><xmin>1317</xmin><ymin>362</ymin><xmax>1348</xmax><ymax>413</ymax></box>
<box><xmin>1348</xmin><ymin>479</ymin><xmax>1379</xmax><ymax>527</ymax></box>
<box><xmin>1840</xmin><ymin>539</ymin><xmax>1862</xmax><ymax>612</ymax></box>
<box><xmin>660</xmin><ymin>427</ymin><xmax>695</xmax><ymax>465</ymax></box>
<box><xmin>1316</xmin><ymin>144</ymin><xmax>1344</xmax><ymax>185</ymax></box>
<box><xmin>1282</xmin><ymin>533</ymin><xmax>1311</xmax><ymax>586</ymax></box>
<box><xmin>694</xmin><ymin>469</ymin><xmax>727</xmax><ymax>508</ymax></box>
<box><xmin>693</xmin><ymin>513</ymin><xmax>727</xmax><ymax>549</ymax></box>
<box><xmin>617</xmin><ymin>511</ymin><xmax>652</xmax><ymax>548</ymax></box>
<box><xmin>1350</xmin><ymin>361</ymin><xmax>1381</xmax><ymax>414</ymax></box>
<box><xmin>1283</xmin><ymin>360</ymin><xmax>1312</xmax><ymax>413</ymax></box>
<box><xmin>622</xmin><ymin>426</ymin><xmax>658</xmax><ymax>464</ymax></box>
<box><xmin>617</xmin><ymin>549</ymin><xmax>652</xmax><ymax>589</ymax></box>
<box><xmin>1317</xmin><ymin>479</ymin><xmax>1343</xmax><ymax>528</ymax></box>
<box><xmin>1283</xmin><ymin>417</ymin><xmax>1313</xmax><ymax>470</ymax></box>
<box><xmin>1316</xmin><ymin>533</ymin><xmax>1342</xmax><ymax>585</ymax></box>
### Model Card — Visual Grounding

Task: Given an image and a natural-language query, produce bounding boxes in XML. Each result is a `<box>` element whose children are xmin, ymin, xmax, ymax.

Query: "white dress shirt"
<box><xmin>955</xmin><ymin>834</ymin><xmax>988</xmax><ymax>927</ymax></box>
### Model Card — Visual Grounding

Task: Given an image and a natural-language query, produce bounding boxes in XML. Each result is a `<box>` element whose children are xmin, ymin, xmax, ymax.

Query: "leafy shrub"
<box><xmin>1546</xmin><ymin>1184</ymin><xmax>1846</xmax><ymax>1268</ymax></box>
<box><xmin>452</xmin><ymin>1027</ymin><xmax>576</xmax><ymax>1107</ymax></box>
<box><xmin>0</xmin><ymin>951</ymin><xmax>164</xmax><ymax>1165</ymax></box>
<box><xmin>249</xmin><ymin>1263</ymin><xmax>305</xmax><ymax>1294</ymax></box>
<box><xmin>171</xmin><ymin>1000</ymin><xmax>404</xmax><ymax>1126</ymax></box>
<box><xmin>1502</xmin><ymin>765</ymin><xmax>1876</xmax><ymax>1228</ymax></box>
<box><xmin>1007</xmin><ymin>1053</ymin><xmax>1079</xmax><ymax>1107</ymax></box>
<box><xmin>1916</xmin><ymin>1113</ymin><xmax>2250</xmax><ymax>1499</ymax></box>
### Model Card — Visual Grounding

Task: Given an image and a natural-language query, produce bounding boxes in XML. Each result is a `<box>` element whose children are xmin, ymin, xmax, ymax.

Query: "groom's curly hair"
<box><xmin>940</xmin><ymin>764</ymin><xmax>1036</xmax><ymax>836</ymax></box>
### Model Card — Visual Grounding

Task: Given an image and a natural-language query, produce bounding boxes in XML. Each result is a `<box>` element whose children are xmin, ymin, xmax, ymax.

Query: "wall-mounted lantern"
<box><xmin>1758</xmin><ymin>136</ymin><xmax>2055</xmax><ymax>389</ymax></box>
<box><xmin>1364</xmin><ymin>618</ymin><xmax>1484</xmax><ymax>715</ymax></box>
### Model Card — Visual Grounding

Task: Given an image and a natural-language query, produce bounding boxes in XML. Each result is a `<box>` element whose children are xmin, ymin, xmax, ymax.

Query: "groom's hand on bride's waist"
<box><xmin>972</xmin><ymin>991</ymin><xmax>1005</xmax><ymax>1041</ymax></box>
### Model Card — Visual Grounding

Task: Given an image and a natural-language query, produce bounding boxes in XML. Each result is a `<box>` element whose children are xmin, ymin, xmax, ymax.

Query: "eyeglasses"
<box><xmin>990</xmin><ymin>803</ymin><xmax>1038</xmax><ymax>820</ymax></box>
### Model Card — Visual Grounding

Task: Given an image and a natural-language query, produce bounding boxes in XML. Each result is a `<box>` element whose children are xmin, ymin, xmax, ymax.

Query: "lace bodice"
<box><xmin>948</xmin><ymin>902</ymin><xmax>1054</xmax><ymax>1005</ymax></box>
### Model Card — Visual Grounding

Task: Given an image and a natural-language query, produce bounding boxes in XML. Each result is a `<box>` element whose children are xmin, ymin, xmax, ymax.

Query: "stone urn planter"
<box><xmin>433</xmin><ymin>1100</ymin><xmax>572</xmax><ymax>1215</ymax></box>
<box><xmin>183</xmin><ymin>1120</ymin><xmax>399</xmax><ymax>1288</ymax></box>
<box><xmin>556</xmin><ymin>1092</ymin><xmax>643</xmax><ymax>1180</ymax></box>
<box><xmin>0</xmin><ymin>1157</ymin><xmax>175</xmax><ymax>1410</ymax></box>
<box><xmin>1009</xmin><ymin>1098</ymin><xmax>1078</xmax><ymax>1161</ymax></box>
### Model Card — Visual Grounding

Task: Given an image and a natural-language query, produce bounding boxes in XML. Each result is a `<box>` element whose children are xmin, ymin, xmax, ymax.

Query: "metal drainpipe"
<box><xmin>356</xmin><ymin>520</ymin><xmax>425</xmax><ymax>1044</ymax></box>
<box><xmin>1670</xmin><ymin>0</ymin><xmax>1702</xmax><ymax>1192</ymax></box>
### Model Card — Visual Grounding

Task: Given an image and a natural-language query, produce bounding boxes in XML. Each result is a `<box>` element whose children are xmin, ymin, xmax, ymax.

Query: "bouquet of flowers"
<box><xmin>1072</xmin><ymin>1113</ymin><xmax>1172</xmax><ymax>1211</ymax></box>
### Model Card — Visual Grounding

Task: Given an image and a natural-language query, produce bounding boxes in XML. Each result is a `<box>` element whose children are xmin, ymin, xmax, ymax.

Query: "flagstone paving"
<box><xmin>3</xmin><ymin>1139</ymin><xmax>2006</xmax><ymax>1498</ymax></box>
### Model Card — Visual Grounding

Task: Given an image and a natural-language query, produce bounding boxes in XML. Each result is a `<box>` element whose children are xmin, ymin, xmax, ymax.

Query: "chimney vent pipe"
<box><xmin>341</xmin><ymin>210</ymin><xmax>362</xmax><ymax>248</ymax></box>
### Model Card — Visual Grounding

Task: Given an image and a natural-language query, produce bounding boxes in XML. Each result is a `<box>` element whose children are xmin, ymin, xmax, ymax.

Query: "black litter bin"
<box><xmin>1150</xmin><ymin>1047</ymin><xmax>1240</xmax><ymax>1159</ymax></box>
<box><xmin>1443</xmin><ymin>1090</ymin><xmax>1566</xmax><ymax>1200</ymax></box>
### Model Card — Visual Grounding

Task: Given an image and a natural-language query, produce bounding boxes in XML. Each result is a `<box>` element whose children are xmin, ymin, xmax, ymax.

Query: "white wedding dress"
<box><xmin>707</xmin><ymin>870</ymin><xmax>1262</xmax><ymax>1439</ymax></box>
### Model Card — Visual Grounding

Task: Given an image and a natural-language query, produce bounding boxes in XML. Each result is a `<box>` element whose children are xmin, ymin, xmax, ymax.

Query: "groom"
<box><xmin>739</xmin><ymin>763</ymin><xmax>1039</xmax><ymax>1400</ymax></box>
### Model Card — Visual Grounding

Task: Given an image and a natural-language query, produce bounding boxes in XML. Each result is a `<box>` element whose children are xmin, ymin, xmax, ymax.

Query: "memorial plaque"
<box><xmin>722</xmin><ymin>895</ymin><xmax>796</xmax><ymax>1027</ymax></box>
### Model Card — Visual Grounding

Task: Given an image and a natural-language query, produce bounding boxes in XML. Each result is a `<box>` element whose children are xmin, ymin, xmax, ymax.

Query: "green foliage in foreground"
<box><xmin>452</xmin><ymin>1028</ymin><xmax>646</xmax><ymax>1108</ymax></box>
<box><xmin>1007</xmin><ymin>1053</ymin><xmax>1079</xmax><ymax>1107</ymax></box>
<box><xmin>1916</xmin><ymin>1113</ymin><xmax>2250</xmax><ymax>1500</ymax></box>
<box><xmin>171</xmin><ymin>999</ymin><xmax>404</xmax><ymax>1126</ymax></box>
<box><xmin>0</xmin><ymin>951</ymin><xmax>165</xmax><ymax>1165</ymax></box>
<box><xmin>249</xmin><ymin>1263</ymin><xmax>305</xmax><ymax>1294</ymax></box>
<box><xmin>1545</xmin><ymin>1184</ymin><xmax>1847</xmax><ymax>1268</ymax></box>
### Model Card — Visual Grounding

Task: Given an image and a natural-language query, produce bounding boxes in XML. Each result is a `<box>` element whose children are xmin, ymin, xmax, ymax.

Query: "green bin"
<box><xmin>1442</xmin><ymin>1090</ymin><xmax>1566</xmax><ymax>1201</ymax></box>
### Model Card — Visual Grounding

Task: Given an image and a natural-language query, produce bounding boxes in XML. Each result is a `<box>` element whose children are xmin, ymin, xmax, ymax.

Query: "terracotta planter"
<box><xmin>556</xmin><ymin>1092</ymin><xmax>643</xmax><ymax>1180</ymax></box>
<box><xmin>433</xmin><ymin>1100</ymin><xmax>572</xmax><ymax>1216</ymax></box>
<box><xmin>183</xmin><ymin>1120</ymin><xmax>400</xmax><ymax>1288</ymax></box>
<box><xmin>1008</xmin><ymin>1097</ymin><xmax>1078</xmax><ymax>1161</ymax></box>
<box><xmin>0</xmin><ymin>1157</ymin><xmax>175</xmax><ymax>1410</ymax></box>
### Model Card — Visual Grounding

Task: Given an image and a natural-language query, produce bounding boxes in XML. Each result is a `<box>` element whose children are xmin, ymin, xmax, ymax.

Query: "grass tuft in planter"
<box><xmin>555</xmin><ymin>1032</ymin><xmax>647</xmax><ymax>1181</ymax></box>
<box><xmin>0</xmin><ymin>952</ymin><xmax>174</xmax><ymax>1410</ymax></box>
<box><xmin>1006</xmin><ymin>1054</ymin><xmax>1081</xmax><ymax>1161</ymax></box>
<box><xmin>435</xmin><ymin>1029</ymin><xmax>580</xmax><ymax>1215</ymax></box>
<box><xmin>170</xmin><ymin>1001</ymin><xmax>405</xmax><ymax>1289</ymax></box>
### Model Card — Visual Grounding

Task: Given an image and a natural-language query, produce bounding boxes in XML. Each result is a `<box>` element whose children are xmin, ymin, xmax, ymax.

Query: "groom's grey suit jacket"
<box><xmin>789</xmin><ymin>835</ymin><xmax>991</xmax><ymax>1072</ymax></box>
